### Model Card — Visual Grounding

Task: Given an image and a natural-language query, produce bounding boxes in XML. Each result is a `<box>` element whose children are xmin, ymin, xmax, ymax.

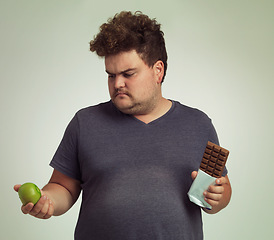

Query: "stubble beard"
<box><xmin>112</xmin><ymin>95</ymin><xmax>142</xmax><ymax>115</ymax></box>
<box><xmin>111</xmin><ymin>90</ymin><xmax>158</xmax><ymax>116</ymax></box>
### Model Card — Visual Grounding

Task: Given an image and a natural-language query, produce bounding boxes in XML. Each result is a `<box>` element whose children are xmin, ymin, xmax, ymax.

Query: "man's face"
<box><xmin>105</xmin><ymin>50</ymin><xmax>162</xmax><ymax>116</ymax></box>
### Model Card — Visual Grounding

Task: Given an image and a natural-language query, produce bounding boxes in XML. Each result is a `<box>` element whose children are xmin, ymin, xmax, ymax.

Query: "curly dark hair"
<box><xmin>90</xmin><ymin>11</ymin><xmax>168</xmax><ymax>81</ymax></box>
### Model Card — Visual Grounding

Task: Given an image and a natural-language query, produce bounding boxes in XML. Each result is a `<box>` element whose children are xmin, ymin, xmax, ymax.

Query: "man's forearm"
<box><xmin>42</xmin><ymin>183</ymin><xmax>77</xmax><ymax>216</ymax></box>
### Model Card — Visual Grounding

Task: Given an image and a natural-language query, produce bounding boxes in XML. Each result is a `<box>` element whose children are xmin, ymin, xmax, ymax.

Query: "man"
<box><xmin>14</xmin><ymin>11</ymin><xmax>231</xmax><ymax>239</ymax></box>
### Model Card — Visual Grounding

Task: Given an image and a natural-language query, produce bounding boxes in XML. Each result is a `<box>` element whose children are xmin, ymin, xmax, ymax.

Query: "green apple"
<box><xmin>18</xmin><ymin>182</ymin><xmax>41</xmax><ymax>205</ymax></box>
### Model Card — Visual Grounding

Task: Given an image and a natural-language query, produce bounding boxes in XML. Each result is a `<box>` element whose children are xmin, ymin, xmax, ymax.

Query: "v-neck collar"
<box><xmin>129</xmin><ymin>100</ymin><xmax>175</xmax><ymax>126</ymax></box>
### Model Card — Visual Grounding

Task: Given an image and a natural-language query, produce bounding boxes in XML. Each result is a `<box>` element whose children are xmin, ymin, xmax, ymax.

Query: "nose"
<box><xmin>114</xmin><ymin>75</ymin><xmax>126</xmax><ymax>89</ymax></box>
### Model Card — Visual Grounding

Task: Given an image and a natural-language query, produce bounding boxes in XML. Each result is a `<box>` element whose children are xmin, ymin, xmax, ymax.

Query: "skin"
<box><xmin>105</xmin><ymin>50</ymin><xmax>172</xmax><ymax>123</ymax></box>
<box><xmin>14</xmin><ymin>169</ymin><xmax>81</xmax><ymax>219</ymax></box>
<box><xmin>14</xmin><ymin>50</ymin><xmax>231</xmax><ymax>218</ymax></box>
<box><xmin>191</xmin><ymin>171</ymin><xmax>232</xmax><ymax>214</ymax></box>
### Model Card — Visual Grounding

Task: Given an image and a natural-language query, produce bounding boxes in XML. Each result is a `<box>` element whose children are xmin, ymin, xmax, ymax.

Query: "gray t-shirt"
<box><xmin>50</xmin><ymin>100</ymin><xmax>227</xmax><ymax>240</ymax></box>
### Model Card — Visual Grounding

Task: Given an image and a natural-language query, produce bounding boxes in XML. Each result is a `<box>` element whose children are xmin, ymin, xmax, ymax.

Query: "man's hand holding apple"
<box><xmin>14</xmin><ymin>184</ymin><xmax>54</xmax><ymax>219</ymax></box>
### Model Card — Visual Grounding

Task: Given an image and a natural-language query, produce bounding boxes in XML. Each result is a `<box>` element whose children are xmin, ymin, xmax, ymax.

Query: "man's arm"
<box><xmin>14</xmin><ymin>169</ymin><xmax>81</xmax><ymax>219</ymax></box>
<box><xmin>191</xmin><ymin>171</ymin><xmax>232</xmax><ymax>214</ymax></box>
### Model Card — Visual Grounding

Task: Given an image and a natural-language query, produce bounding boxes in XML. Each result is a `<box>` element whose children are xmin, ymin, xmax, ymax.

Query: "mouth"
<box><xmin>115</xmin><ymin>91</ymin><xmax>129</xmax><ymax>97</ymax></box>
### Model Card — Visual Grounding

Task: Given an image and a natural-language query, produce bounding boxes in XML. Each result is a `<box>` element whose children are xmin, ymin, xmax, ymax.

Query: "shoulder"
<box><xmin>74</xmin><ymin>101</ymin><xmax>116</xmax><ymax>120</ymax></box>
<box><xmin>77</xmin><ymin>101</ymin><xmax>112</xmax><ymax>114</ymax></box>
<box><xmin>72</xmin><ymin>101</ymin><xmax>124</xmax><ymax>129</ymax></box>
<box><xmin>172</xmin><ymin>100</ymin><xmax>211</xmax><ymax>123</ymax></box>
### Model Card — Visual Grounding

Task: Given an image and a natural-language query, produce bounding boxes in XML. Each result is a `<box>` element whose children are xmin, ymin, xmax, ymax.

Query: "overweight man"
<box><xmin>14</xmin><ymin>11</ymin><xmax>231</xmax><ymax>240</ymax></box>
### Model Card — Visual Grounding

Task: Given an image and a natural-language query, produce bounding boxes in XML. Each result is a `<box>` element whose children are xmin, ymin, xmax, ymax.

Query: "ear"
<box><xmin>153</xmin><ymin>60</ymin><xmax>164</xmax><ymax>84</ymax></box>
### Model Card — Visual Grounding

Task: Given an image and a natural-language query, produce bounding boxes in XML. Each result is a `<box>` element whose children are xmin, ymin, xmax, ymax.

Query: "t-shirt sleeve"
<box><xmin>50</xmin><ymin>114</ymin><xmax>81</xmax><ymax>181</ymax></box>
<box><xmin>208</xmin><ymin>119</ymin><xmax>228</xmax><ymax>177</ymax></box>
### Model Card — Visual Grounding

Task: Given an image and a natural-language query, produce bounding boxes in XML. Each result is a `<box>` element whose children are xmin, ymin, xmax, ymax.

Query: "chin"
<box><xmin>113</xmin><ymin>102</ymin><xmax>138</xmax><ymax>115</ymax></box>
<box><xmin>116</xmin><ymin>105</ymin><xmax>135</xmax><ymax>114</ymax></box>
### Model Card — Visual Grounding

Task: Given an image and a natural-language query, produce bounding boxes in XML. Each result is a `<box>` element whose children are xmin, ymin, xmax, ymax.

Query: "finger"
<box><xmin>204</xmin><ymin>191</ymin><xmax>222</xmax><ymax>202</ymax></box>
<box><xmin>207</xmin><ymin>185</ymin><xmax>224</xmax><ymax>194</ymax></box>
<box><xmin>29</xmin><ymin>195</ymin><xmax>47</xmax><ymax>217</ymax></box>
<box><xmin>14</xmin><ymin>184</ymin><xmax>21</xmax><ymax>192</ymax></box>
<box><xmin>35</xmin><ymin>197</ymin><xmax>50</xmax><ymax>219</ymax></box>
<box><xmin>21</xmin><ymin>202</ymin><xmax>34</xmax><ymax>214</ymax></box>
<box><xmin>204</xmin><ymin>197</ymin><xmax>219</xmax><ymax>207</ymax></box>
<box><xmin>191</xmin><ymin>171</ymin><xmax>198</xmax><ymax>180</ymax></box>
<box><xmin>43</xmin><ymin>200</ymin><xmax>54</xmax><ymax>219</ymax></box>
<box><xmin>215</xmin><ymin>176</ymin><xmax>227</xmax><ymax>185</ymax></box>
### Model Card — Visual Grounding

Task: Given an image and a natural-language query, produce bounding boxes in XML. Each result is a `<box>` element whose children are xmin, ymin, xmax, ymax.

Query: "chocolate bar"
<box><xmin>199</xmin><ymin>141</ymin><xmax>229</xmax><ymax>178</ymax></box>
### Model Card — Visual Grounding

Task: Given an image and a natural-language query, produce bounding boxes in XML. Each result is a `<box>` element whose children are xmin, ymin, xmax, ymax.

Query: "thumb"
<box><xmin>14</xmin><ymin>184</ymin><xmax>21</xmax><ymax>192</ymax></box>
<box><xmin>40</xmin><ymin>189</ymin><xmax>45</xmax><ymax>196</ymax></box>
<box><xmin>191</xmin><ymin>171</ymin><xmax>198</xmax><ymax>180</ymax></box>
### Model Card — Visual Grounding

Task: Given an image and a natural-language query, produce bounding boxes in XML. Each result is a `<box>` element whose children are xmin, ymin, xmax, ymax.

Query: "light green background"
<box><xmin>1</xmin><ymin>0</ymin><xmax>273</xmax><ymax>239</ymax></box>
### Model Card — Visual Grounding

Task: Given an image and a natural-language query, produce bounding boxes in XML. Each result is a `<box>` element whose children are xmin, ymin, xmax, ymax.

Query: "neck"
<box><xmin>133</xmin><ymin>98</ymin><xmax>172</xmax><ymax>124</ymax></box>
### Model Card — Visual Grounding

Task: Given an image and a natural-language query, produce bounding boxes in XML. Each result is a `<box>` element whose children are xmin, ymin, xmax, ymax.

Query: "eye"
<box><xmin>108</xmin><ymin>74</ymin><xmax>115</xmax><ymax>79</ymax></box>
<box><xmin>123</xmin><ymin>72</ymin><xmax>134</xmax><ymax>78</ymax></box>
